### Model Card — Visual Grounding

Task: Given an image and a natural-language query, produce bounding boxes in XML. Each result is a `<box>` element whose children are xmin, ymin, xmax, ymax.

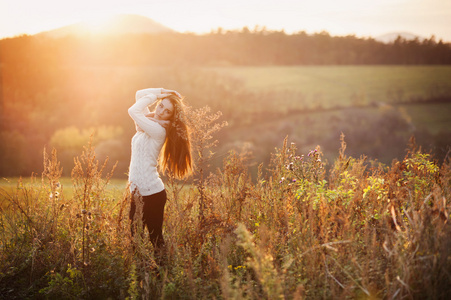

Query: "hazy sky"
<box><xmin>1</xmin><ymin>0</ymin><xmax>451</xmax><ymax>41</ymax></box>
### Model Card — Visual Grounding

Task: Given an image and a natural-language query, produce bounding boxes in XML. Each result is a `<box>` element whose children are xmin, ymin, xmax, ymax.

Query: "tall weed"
<box><xmin>1</xmin><ymin>132</ymin><xmax>450</xmax><ymax>299</ymax></box>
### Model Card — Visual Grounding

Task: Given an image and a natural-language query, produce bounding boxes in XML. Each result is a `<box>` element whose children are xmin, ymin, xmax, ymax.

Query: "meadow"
<box><xmin>2</xmin><ymin>64</ymin><xmax>451</xmax><ymax>178</ymax></box>
<box><xmin>1</xmin><ymin>65</ymin><xmax>451</xmax><ymax>299</ymax></box>
<box><xmin>207</xmin><ymin>65</ymin><xmax>451</xmax><ymax>108</ymax></box>
<box><xmin>204</xmin><ymin>65</ymin><xmax>451</xmax><ymax>176</ymax></box>
<box><xmin>0</xmin><ymin>126</ymin><xmax>450</xmax><ymax>299</ymax></box>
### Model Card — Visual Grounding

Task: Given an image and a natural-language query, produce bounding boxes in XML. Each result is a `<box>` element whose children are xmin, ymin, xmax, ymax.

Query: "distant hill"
<box><xmin>375</xmin><ymin>32</ymin><xmax>425</xmax><ymax>44</ymax></box>
<box><xmin>38</xmin><ymin>14</ymin><xmax>176</xmax><ymax>38</ymax></box>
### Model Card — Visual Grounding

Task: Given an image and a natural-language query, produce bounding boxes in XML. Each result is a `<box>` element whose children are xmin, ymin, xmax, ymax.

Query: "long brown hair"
<box><xmin>159</xmin><ymin>94</ymin><xmax>193</xmax><ymax>178</ymax></box>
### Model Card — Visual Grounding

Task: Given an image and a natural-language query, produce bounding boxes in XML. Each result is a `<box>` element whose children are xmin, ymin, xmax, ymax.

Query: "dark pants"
<box><xmin>129</xmin><ymin>189</ymin><xmax>167</xmax><ymax>252</ymax></box>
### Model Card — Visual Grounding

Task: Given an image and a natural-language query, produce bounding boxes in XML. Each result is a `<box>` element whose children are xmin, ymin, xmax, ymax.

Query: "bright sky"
<box><xmin>1</xmin><ymin>0</ymin><xmax>451</xmax><ymax>41</ymax></box>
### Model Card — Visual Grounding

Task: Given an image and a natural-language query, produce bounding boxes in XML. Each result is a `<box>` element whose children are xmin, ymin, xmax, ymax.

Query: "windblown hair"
<box><xmin>159</xmin><ymin>94</ymin><xmax>193</xmax><ymax>179</ymax></box>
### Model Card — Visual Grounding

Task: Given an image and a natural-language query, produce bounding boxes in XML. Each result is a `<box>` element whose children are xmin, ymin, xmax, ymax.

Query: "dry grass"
<box><xmin>1</xmin><ymin>123</ymin><xmax>450</xmax><ymax>299</ymax></box>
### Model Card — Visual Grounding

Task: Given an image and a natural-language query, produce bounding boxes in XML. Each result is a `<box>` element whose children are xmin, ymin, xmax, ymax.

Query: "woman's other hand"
<box><xmin>148</xmin><ymin>117</ymin><xmax>170</xmax><ymax>129</ymax></box>
<box><xmin>156</xmin><ymin>93</ymin><xmax>172</xmax><ymax>99</ymax></box>
<box><xmin>145</xmin><ymin>112</ymin><xmax>169</xmax><ymax>128</ymax></box>
<box><xmin>161</xmin><ymin>89</ymin><xmax>181</xmax><ymax>98</ymax></box>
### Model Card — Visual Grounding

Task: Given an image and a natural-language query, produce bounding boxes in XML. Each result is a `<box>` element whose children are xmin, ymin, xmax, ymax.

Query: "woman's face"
<box><xmin>155</xmin><ymin>99</ymin><xmax>174</xmax><ymax>121</ymax></box>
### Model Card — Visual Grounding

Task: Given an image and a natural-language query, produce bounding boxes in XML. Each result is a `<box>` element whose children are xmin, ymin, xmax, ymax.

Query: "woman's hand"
<box><xmin>156</xmin><ymin>93</ymin><xmax>172</xmax><ymax>99</ymax></box>
<box><xmin>148</xmin><ymin>116</ymin><xmax>170</xmax><ymax>129</ymax></box>
<box><xmin>145</xmin><ymin>112</ymin><xmax>170</xmax><ymax>128</ymax></box>
<box><xmin>137</xmin><ymin>114</ymin><xmax>170</xmax><ymax>130</ymax></box>
<box><xmin>161</xmin><ymin>89</ymin><xmax>182</xmax><ymax>98</ymax></box>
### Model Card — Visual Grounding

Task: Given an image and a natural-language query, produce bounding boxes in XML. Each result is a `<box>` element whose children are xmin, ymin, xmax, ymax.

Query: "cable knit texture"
<box><xmin>128</xmin><ymin>88</ymin><xmax>166</xmax><ymax>196</ymax></box>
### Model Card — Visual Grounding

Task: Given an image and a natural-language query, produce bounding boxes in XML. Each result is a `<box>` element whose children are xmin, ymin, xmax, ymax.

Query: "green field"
<box><xmin>403</xmin><ymin>102</ymin><xmax>451</xmax><ymax>133</ymax></box>
<box><xmin>0</xmin><ymin>177</ymin><xmax>127</xmax><ymax>205</ymax></box>
<box><xmin>207</xmin><ymin>65</ymin><xmax>451</xmax><ymax>108</ymax></box>
<box><xmin>2</xmin><ymin>64</ymin><xmax>451</xmax><ymax>180</ymax></box>
<box><xmin>200</xmin><ymin>65</ymin><xmax>451</xmax><ymax>166</ymax></box>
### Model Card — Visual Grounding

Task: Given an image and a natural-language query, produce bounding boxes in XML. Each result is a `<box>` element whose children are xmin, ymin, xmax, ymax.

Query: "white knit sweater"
<box><xmin>128</xmin><ymin>88</ymin><xmax>166</xmax><ymax>196</ymax></box>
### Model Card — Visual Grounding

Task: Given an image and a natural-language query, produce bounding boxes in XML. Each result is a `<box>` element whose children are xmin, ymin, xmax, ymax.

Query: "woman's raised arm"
<box><xmin>128</xmin><ymin>94</ymin><xmax>166</xmax><ymax>141</ymax></box>
<box><xmin>135</xmin><ymin>88</ymin><xmax>181</xmax><ymax>102</ymax></box>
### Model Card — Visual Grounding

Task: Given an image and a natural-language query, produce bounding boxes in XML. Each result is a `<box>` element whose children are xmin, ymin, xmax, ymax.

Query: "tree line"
<box><xmin>1</xmin><ymin>28</ymin><xmax>451</xmax><ymax>68</ymax></box>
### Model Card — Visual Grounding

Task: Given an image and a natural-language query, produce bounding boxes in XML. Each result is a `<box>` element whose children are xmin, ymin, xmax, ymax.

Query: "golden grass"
<box><xmin>0</xmin><ymin>132</ymin><xmax>450</xmax><ymax>299</ymax></box>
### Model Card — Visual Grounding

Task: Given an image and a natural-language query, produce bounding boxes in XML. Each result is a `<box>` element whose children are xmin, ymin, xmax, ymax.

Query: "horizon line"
<box><xmin>0</xmin><ymin>13</ymin><xmax>448</xmax><ymax>43</ymax></box>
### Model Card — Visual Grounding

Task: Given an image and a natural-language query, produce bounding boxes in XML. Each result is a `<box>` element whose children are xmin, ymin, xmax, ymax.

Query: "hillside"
<box><xmin>38</xmin><ymin>14</ymin><xmax>176</xmax><ymax>38</ymax></box>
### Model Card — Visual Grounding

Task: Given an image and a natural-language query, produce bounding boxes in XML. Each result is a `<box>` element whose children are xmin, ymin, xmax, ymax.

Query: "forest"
<box><xmin>2</xmin><ymin>28</ymin><xmax>451</xmax><ymax>67</ymax></box>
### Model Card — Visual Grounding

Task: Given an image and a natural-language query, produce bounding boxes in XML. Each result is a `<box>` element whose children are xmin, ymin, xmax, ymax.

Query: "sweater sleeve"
<box><xmin>128</xmin><ymin>95</ymin><xmax>166</xmax><ymax>141</ymax></box>
<box><xmin>135</xmin><ymin>88</ymin><xmax>163</xmax><ymax>102</ymax></box>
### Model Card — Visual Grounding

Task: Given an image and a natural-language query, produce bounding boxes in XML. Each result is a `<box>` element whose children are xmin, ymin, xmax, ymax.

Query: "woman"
<box><xmin>128</xmin><ymin>87</ymin><xmax>192</xmax><ymax>260</ymax></box>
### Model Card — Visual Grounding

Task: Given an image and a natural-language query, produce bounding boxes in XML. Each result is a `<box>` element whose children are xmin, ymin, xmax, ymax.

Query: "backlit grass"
<box><xmin>1</xmin><ymin>135</ymin><xmax>450</xmax><ymax>299</ymax></box>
